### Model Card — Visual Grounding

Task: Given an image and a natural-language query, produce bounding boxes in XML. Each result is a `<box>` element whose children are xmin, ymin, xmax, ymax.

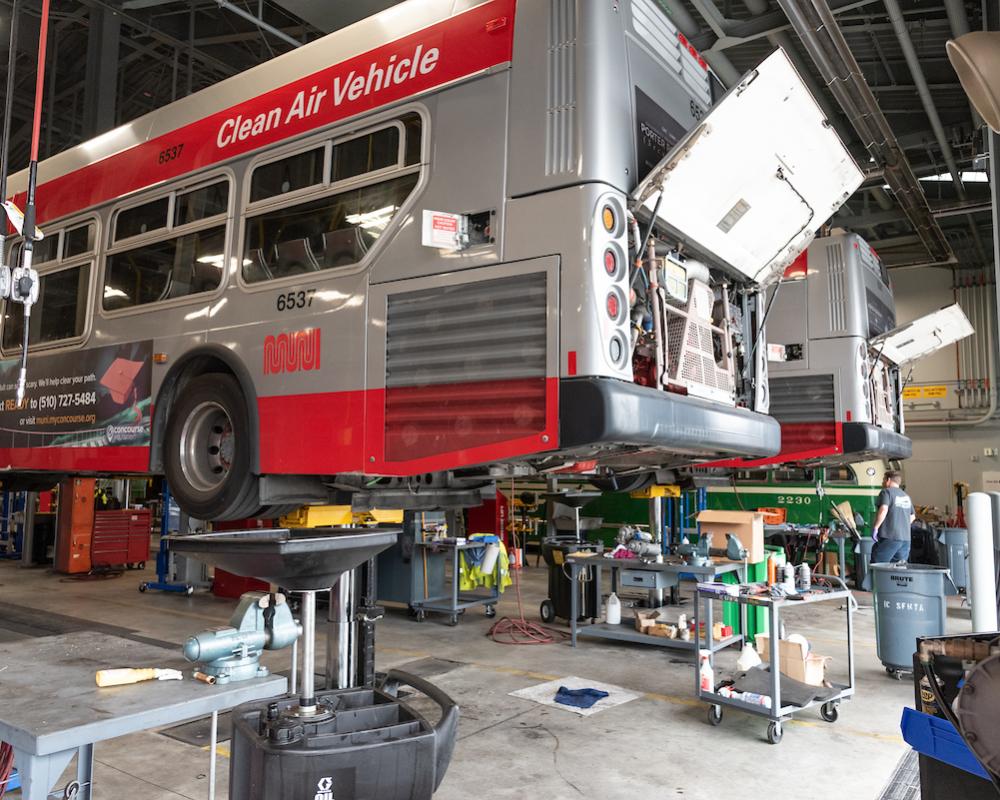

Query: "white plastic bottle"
<box><xmin>605</xmin><ymin>592</ymin><xmax>622</xmax><ymax>625</ymax></box>
<box><xmin>699</xmin><ymin>650</ymin><xmax>714</xmax><ymax>693</ymax></box>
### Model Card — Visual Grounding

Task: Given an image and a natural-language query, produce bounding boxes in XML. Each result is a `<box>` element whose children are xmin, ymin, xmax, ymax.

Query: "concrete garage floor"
<box><xmin>0</xmin><ymin>557</ymin><xmax>972</xmax><ymax>800</ymax></box>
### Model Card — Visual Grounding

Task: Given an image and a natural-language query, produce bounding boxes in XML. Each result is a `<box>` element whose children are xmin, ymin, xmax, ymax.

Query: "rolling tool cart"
<box><xmin>696</xmin><ymin>576</ymin><xmax>856</xmax><ymax>744</ymax></box>
<box><xmin>171</xmin><ymin>526</ymin><xmax>460</xmax><ymax>800</ymax></box>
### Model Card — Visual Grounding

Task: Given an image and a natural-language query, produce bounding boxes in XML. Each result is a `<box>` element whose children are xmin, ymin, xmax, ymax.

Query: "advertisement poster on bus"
<box><xmin>0</xmin><ymin>340</ymin><xmax>153</xmax><ymax>449</ymax></box>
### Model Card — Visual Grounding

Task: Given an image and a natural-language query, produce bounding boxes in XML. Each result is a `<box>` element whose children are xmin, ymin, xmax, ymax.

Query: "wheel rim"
<box><xmin>178</xmin><ymin>400</ymin><xmax>235</xmax><ymax>492</ymax></box>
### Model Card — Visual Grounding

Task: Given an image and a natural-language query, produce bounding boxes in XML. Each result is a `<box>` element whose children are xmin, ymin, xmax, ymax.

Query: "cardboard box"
<box><xmin>755</xmin><ymin>633</ymin><xmax>831</xmax><ymax>687</ymax></box>
<box><xmin>697</xmin><ymin>510</ymin><xmax>765</xmax><ymax>564</ymax></box>
<box><xmin>634</xmin><ymin>610</ymin><xmax>660</xmax><ymax>632</ymax></box>
<box><xmin>648</xmin><ymin>623</ymin><xmax>678</xmax><ymax>639</ymax></box>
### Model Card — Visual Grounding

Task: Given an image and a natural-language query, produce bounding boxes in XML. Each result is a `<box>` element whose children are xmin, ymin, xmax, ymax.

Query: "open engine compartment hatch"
<box><xmin>631</xmin><ymin>47</ymin><xmax>863</xmax><ymax>285</ymax></box>
<box><xmin>871</xmin><ymin>303</ymin><xmax>974</xmax><ymax>366</ymax></box>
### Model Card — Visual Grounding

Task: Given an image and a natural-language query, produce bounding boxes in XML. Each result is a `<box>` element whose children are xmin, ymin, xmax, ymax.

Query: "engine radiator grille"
<box><xmin>825</xmin><ymin>241</ymin><xmax>848</xmax><ymax>334</ymax></box>
<box><xmin>769</xmin><ymin>374</ymin><xmax>836</xmax><ymax>423</ymax></box>
<box><xmin>384</xmin><ymin>273</ymin><xmax>548</xmax><ymax>462</ymax></box>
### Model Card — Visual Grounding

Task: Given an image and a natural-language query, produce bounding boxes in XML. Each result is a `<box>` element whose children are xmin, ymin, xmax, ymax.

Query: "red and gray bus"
<box><xmin>2</xmin><ymin>0</ymin><xmax>860</xmax><ymax>518</ymax></box>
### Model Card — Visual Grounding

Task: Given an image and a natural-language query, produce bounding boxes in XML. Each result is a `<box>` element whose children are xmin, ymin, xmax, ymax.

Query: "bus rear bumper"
<box><xmin>842</xmin><ymin>422</ymin><xmax>912</xmax><ymax>461</ymax></box>
<box><xmin>558</xmin><ymin>377</ymin><xmax>781</xmax><ymax>463</ymax></box>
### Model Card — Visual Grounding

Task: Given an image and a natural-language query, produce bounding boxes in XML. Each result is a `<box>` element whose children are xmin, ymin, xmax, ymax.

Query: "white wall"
<box><xmin>892</xmin><ymin>266</ymin><xmax>1000</xmax><ymax>511</ymax></box>
<box><xmin>906</xmin><ymin>424</ymin><xmax>1000</xmax><ymax>511</ymax></box>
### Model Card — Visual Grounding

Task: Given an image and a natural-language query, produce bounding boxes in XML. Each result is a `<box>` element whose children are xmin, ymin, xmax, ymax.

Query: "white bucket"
<box><xmin>481</xmin><ymin>543</ymin><xmax>501</xmax><ymax>574</ymax></box>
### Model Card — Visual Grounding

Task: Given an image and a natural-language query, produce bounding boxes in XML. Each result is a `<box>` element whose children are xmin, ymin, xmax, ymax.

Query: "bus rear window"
<box><xmin>3</xmin><ymin>264</ymin><xmax>90</xmax><ymax>349</ymax></box>
<box><xmin>250</xmin><ymin>147</ymin><xmax>324</xmax><ymax>202</ymax></box>
<box><xmin>115</xmin><ymin>197</ymin><xmax>169</xmax><ymax>241</ymax></box>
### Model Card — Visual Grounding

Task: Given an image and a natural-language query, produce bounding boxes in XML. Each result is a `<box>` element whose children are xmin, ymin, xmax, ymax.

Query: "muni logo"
<box><xmin>264</xmin><ymin>329</ymin><xmax>321</xmax><ymax>375</ymax></box>
<box><xmin>314</xmin><ymin>776</ymin><xmax>335</xmax><ymax>800</ymax></box>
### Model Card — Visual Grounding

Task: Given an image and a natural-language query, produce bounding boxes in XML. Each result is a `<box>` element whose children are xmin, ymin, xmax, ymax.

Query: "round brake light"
<box><xmin>604</xmin><ymin>248</ymin><xmax>617</xmax><ymax>276</ymax></box>
<box><xmin>606</xmin><ymin>292</ymin><xmax>620</xmax><ymax>320</ymax></box>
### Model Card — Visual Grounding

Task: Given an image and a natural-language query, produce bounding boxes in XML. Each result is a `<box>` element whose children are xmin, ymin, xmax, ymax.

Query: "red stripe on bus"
<box><xmin>258</xmin><ymin>390</ymin><xmax>367</xmax><ymax>474</ymax></box>
<box><xmin>17</xmin><ymin>0</ymin><xmax>517</xmax><ymax>225</ymax></box>
<box><xmin>708</xmin><ymin>422</ymin><xmax>844</xmax><ymax>469</ymax></box>
<box><xmin>258</xmin><ymin>376</ymin><xmax>557</xmax><ymax>476</ymax></box>
<box><xmin>0</xmin><ymin>446</ymin><xmax>149</xmax><ymax>473</ymax></box>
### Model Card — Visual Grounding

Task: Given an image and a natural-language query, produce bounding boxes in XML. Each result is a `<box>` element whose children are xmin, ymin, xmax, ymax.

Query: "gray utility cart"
<box><xmin>695</xmin><ymin>575</ymin><xmax>856</xmax><ymax>744</ymax></box>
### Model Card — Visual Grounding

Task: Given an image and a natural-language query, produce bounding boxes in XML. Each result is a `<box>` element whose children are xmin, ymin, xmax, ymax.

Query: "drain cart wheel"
<box><xmin>539</xmin><ymin>599</ymin><xmax>555</xmax><ymax>624</ymax></box>
<box><xmin>766</xmin><ymin>721</ymin><xmax>783</xmax><ymax>745</ymax></box>
<box><xmin>707</xmin><ymin>705</ymin><xmax>723</xmax><ymax>726</ymax></box>
<box><xmin>164</xmin><ymin>374</ymin><xmax>259</xmax><ymax>521</ymax></box>
<box><xmin>485</xmin><ymin>605</ymin><xmax>497</xmax><ymax>618</ymax></box>
<box><xmin>821</xmin><ymin>702</ymin><xmax>839</xmax><ymax>723</ymax></box>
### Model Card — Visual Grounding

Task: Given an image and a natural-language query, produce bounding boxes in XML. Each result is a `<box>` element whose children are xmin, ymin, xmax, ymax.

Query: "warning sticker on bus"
<box><xmin>0</xmin><ymin>341</ymin><xmax>152</xmax><ymax>449</ymax></box>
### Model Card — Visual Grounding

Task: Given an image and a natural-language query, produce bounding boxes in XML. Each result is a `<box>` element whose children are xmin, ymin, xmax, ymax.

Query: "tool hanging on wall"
<box><xmin>0</xmin><ymin>0</ymin><xmax>50</xmax><ymax>406</ymax></box>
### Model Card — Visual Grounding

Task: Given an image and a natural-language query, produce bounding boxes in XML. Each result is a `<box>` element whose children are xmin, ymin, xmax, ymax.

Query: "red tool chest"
<box><xmin>91</xmin><ymin>509</ymin><xmax>152</xmax><ymax>569</ymax></box>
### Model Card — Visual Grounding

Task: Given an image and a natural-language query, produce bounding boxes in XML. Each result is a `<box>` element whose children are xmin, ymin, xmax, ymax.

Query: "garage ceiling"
<box><xmin>0</xmin><ymin>0</ymin><xmax>992</xmax><ymax>272</ymax></box>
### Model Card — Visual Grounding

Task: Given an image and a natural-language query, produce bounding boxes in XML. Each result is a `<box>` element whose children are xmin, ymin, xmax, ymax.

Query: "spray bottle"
<box><xmin>698</xmin><ymin>649</ymin><xmax>714</xmax><ymax>693</ymax></box>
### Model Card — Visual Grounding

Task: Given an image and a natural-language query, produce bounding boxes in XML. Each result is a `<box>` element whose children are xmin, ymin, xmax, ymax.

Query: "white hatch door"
<box><xmin>871</xmin><ymin>303</ymin><xmax>974</xmax><ymax>366</ymax></box>
<box><xmin>631</xmin><ymin>47</ymin><xmax>864</xmax><ymax>284</ymax></box>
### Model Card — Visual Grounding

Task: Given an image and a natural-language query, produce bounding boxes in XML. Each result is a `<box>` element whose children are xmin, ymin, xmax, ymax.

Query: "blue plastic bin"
<box><xmin>900</xmin><ymin>707</ymin><xmax>989</xmax><ymax>780</ymax></box>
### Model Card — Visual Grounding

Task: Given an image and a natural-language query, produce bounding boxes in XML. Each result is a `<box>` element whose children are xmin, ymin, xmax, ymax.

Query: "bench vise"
<box><xmin>183</xmin><ymin>592</ymin><xmax>301</xmax><ymax>684</ymax></box>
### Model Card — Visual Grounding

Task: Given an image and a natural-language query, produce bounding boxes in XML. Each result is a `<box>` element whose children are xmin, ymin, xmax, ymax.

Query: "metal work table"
<box><xmin>566</xmin><ymin>556</ymin><xmax>745</xmax><ymax>654</ymax></box>
<box><xmin>0</xmin><ymin>631</ymin><xmax>286</xmax><ymax>800</ymax></box>
<box><xmin>695</xmin><ymin>576</ymin><xmax>856</xmax><ymax>744</ymax></box>
<box><xmin>411</xmin><ymin>539</ymin><xmax>502</xmax><ymax>625</ymax></box>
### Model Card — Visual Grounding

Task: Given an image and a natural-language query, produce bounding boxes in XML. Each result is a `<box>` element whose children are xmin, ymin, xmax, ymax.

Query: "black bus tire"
<box><xmin>163</xmin><ymin>373</ymin><xmax>259</xmax><ymax>521</ymax></box>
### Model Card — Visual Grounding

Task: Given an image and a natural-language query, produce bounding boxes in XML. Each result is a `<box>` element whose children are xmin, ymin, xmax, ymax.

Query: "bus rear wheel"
<box><xmin>164</xmin><ymin>373</ymin><xmax>259</xmax><ymax>521</ymax></box>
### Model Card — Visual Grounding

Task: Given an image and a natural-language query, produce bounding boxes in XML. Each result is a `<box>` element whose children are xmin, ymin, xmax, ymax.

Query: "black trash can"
<box><xmin>539</xmin><ymin>539</ymin><xmax>599</xmax><ymax>623</ymax></box>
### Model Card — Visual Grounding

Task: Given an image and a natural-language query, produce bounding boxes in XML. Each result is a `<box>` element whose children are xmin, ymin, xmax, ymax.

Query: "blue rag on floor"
<box><xmin>554</xmin><ymin>686</ymin><xmax>610</xmax><ymax>709</ymax></box>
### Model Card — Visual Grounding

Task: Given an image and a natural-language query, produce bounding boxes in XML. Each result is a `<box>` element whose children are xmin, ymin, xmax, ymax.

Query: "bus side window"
<box><xmin>2</xmin><ymin>263</ymin><xmax>91</xmax><ymax>350</ymax></box>
<box><xmin>104</xmin><ymin>226</ymin><xmax>225</xmax><ymax>310</ymax></box>
<box><xmin>250</xmin><ymin>147</ymin><xmax>324</xmax><ymax>202</ymax></box>
<box><xmin>242</xmin><ymin>173</ymin><xmax>418</xmax><ymax>284</ymax></box>
<box><xmin>115</xmin><ymin>197</ymin><xmax>169</xmax><ymax>242</ymax></box>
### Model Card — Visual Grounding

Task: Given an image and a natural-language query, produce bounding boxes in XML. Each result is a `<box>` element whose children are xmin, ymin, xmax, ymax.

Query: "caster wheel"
<box><xmin>407</xmin><ymin>605</ymin><xmax>419</xmax><ymax>618</ymax></box>
<box><xmin>707</xmin><ymin>705</ymin><xmax>723</xmax><ymax>726</ymax></box>
<box><xmin>821</xmin><ymin>702</ymin><xmax>839</xmax><ymax>723</ymax></box>
<box><xmin>539</xmin><ymin>599</ymin><xmax>555</xmax><ymax>624</ymax></box>
<box><xmin>138</xmin><ymin>561</ymin><xmax>146</xmax><ymax>570</ymax></box>
<box><xmin>485</xmin><ymin>605</ymin><xmax>497</xmax><ymax>618</ymax></box>
<box><xmin>138</xmin><ymin>583</ymin><xmax>147</xmax><ymax>593</ymax></box>
<box><xmin>186</xmin><ymin>586</ymin><xmax>194</xmax><ymax>596</ymax></box>
<box><xmin>766</xmin><ymin>721</ymin><xmax>783</xmax><ymax>745</ymax></box>
<box><xmin>448</xmin><ymin>615</ymin><xmax>459</xmax><ymax>627</ymax></box>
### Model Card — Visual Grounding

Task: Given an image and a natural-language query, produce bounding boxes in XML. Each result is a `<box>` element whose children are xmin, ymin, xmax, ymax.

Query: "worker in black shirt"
<box><xmin>871</xmin><ymin>470</ymin><xmax>916</xmax><ymax>563</ymax></box>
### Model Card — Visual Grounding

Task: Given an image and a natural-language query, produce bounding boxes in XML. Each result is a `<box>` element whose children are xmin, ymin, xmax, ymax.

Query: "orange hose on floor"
<box><xmin>488</xmin><ymin>480</ymin><xmax>569</xmax><ymax>645</ymax></box>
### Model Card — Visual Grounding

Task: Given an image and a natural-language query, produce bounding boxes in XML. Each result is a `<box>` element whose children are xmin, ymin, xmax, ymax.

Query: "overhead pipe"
<box><xmin>215</xmin><ymin>0</ymin><xmax>301</xmax><ymax>49</ymax></box>
<box><xmin>943</xmin><ymin>0</ymin><xmax>983</xmax><ymax>127</ymax></box>
<box><xmin>774</xmin><ymin>0</ymin><xmax>955</xmax><ymax>267</ymax></box>
<box><xmin>882</xmin><ymin>0</ymin><xmax>989</xmax><ymax>267</ymax></box>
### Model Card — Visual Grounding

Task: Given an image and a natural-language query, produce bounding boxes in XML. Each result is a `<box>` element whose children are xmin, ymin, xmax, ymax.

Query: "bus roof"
<box><xmin>7</xmin><ymin>0</ymin><xmax>504</xmax><ymax>222</ymax></box>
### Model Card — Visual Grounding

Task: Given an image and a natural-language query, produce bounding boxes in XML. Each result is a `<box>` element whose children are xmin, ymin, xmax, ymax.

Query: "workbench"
<box><xmin>0</xmin><ymin>631</ymin><xmax>286</xmax><ymax>799</ymax></box>
<box><xmin>565</xmin><ymin>556</ymin><xmax>745</xmax><ymax>654</ymax></box>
